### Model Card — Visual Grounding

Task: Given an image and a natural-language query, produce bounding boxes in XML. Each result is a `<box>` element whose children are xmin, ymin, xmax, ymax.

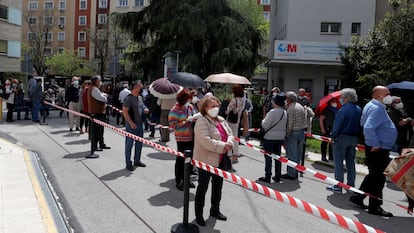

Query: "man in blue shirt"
<box><xmin>326</xmin><ymin>88</ymin><xmax>361</xmax><ymax>193</ymax></box>
<box><xmin>350</xmin><ymin>86</ymin><xmax>397</xmax><ymax>217</ymax></box>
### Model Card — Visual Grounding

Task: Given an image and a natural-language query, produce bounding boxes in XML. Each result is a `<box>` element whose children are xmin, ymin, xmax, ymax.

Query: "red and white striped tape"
<box><xmin>193</xmin><ymin>160</ymin><xmax>384</xmax><ymax>233</ymax></box>
<box><xmin>305</xmin><ymin>133</ymin><xmax>366</xmax><ymax>151</ymax></box>
<box><xmin>43</xmin><ymin>101</ymin><xmax>386</xmax><ymax>232</ymax></box>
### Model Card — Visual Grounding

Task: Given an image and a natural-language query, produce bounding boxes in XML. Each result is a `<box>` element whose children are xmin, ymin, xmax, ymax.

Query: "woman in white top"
<box><xmin>225</xmin><ymin>85</ymin><xmax>245</xmax><ymax>163</ymax></box>
<box><xmin>259</xmin><ymin>94</ymin><xmax>287</xmax><ymax>183</ymax></box>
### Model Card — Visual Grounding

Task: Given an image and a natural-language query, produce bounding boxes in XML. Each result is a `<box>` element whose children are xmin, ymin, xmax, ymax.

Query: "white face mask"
<box><xmin>184</xmin><ymin>101</ymin><xmax>191</xmax><ymax>107</ymax></box>
<box><xmin>394</xmin><ymin>102</ymin><xmax>404</xmax><ymax>110</ymax></box>
<box><xmin>192</xmin><ymin>96</ymin><xmax>199</xmax><ymax>104</ymax></box>
<box><xmin>382</xmin><ymin>95</ymin><xmax>393</xmax><ymax>105</ymax></box>
<box><xmin>207</xmin><ymin>107</ymin><xmax>219</xmax><ymax>118</ymax></box>
<box><xmin>331</xmin><ymin>103</ymin><xmax>338</xmax><ymax>108</ymax></box>
<box><xmin>73</xmin><ymin>80</ymin><xmax>79</xmax><ymax>86</ymax></box>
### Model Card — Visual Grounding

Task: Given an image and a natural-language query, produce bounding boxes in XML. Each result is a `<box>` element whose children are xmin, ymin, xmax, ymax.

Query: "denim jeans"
<box><xmin>32</xmin><ymin>99</ymin><xmax>41</xmax><ymax>121</ymax></box>
<box><xmin>262</xmin><ymin>139</ymin><xmax>284</xmax><ymax>180</ymax></box>
<box><xmin>285</xmin><ymin>129</ymin><xmax>305</xmax><ymax>177</ymax></box>
<box><xmin>125</xmin><ymin>121</ymin><xmax>144</xmax><ymax>166</ymax></box>
<box><xmin>332</xmin><ymin>134</ymin><xmax>358</xmax><ymax>187</ymax></box>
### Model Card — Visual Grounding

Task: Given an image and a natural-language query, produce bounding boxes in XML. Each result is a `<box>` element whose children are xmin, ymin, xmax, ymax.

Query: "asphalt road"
<box><xmin>1</xmin><ymin>111</ymin><xmax>413</xmax><ymax>233</ymax></box>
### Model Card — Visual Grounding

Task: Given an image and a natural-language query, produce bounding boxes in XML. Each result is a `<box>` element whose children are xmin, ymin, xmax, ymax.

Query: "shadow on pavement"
<box><xmin>353</xmin><ymin>211</ymin><xmax>414</xmax><ymax>233</ymax></box>
<box><xmin>148</xmin><ymin>179</ymin><xmax>195</xmax><ymax>209</ymax></box>
<box><xmin>62</xmin><ymin>151</ymin><xmax>90</xmax><ymax>159</ymax></box>
<box><xmin>255</xmin><ymin>179</ymin><xmax>301</xmax><ymax>193</ymax></box>
<box><xmin>99</xmin><ymin>168</ymin><xmax>134</xmax><ymax>180</ymax></box>
<box><xmin>65</xmin><ymin>139</ymin><xmax>90</xmax><ymax>145</ymax></box>
<box><xmin>147</xmin><ymin>152</ymin><xmax>175</xmax><ymax>161</ymax></box>
<box><xmin>326</xmin><ymin>192</ymin><xmax>354</xmax><ymax>210</ymax></box>
<box><xmin>50</xmin><ymin>130</ymin><xmax>70</xmax><ymax>134</ymax></box>
<box><xmin>310</xmin><ymin>162</ymin><xmax>335</xmax><ymax>173</ymax></box>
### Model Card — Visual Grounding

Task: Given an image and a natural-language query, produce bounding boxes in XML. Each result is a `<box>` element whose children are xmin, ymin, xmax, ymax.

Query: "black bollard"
<box><xmin>171</xmin><ymin>150</ymin><xmax>199</xmax><ymax>233</ymax></box>
<box><xmin>40</xmin><ymin>97</ymin><xmax>48</xmax><ymax>125</ymax></box>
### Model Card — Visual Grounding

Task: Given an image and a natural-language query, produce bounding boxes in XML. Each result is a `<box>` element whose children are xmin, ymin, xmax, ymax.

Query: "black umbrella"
<box><xmin>388</xmin><ymin>81</ymin><xmax>414</xmax><ymax>116</ymax></box>
<box><xmin>169</xmin><ymin>72</ymin><xmax>205</xmax><ymax>88</ymax></box>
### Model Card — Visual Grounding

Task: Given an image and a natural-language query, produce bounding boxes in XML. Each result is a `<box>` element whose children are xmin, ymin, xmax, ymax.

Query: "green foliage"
<box><xmin>45</xmin><ymin>49</ymin><xmax>96</xmax><ymax>76</ymax></box>
<box><xmin>250</xmin><ymin>94</ymin><xmax>263</xmax><ymax>128</ymax></box>
<box><xmin>341</xmin><ymin>3</ymin><xmax>414</xmax><ymax>104</ymax></box>
<box><xmin>112</xmin><ymin>0</ymin><xmax>266</xmax><ymax>80</ymax></box>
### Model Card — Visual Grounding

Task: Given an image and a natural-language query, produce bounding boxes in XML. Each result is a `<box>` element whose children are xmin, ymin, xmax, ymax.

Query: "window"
<box><xmin>0</xmin><ymin>5</ymin><xmax>8</xmax><ymax>20</ymax></box>
<box><xmin>44</xmin><ymin>1</ymin><xmax>54</xmax><ymax>10</ymax></box>
<box><xmin>260</xmin><ymin>0</ymin><xmax>270</xmax><ymax>5</ymax></box>
<box><xmin>58</xmin><ymin>16</ymin><xmax>65</xmax><ymax>27</ymax></box>
<box><xmin>44</xmin><ymin>47</ymin><xmax>52</xmax><ymax>56</ymax></box>
<box><xmin>0</xmin><ymin>39</ymin><xmax>7</xmax><ymax>54</ymax></box>
<box><xmin>79</xmin><ymin>16</ymin><xmax>86</xmax><ymax>25</ymax></box>
<box><xmin>135</xmin><ymin>0</ymin><xmax>144</xmax><ymax>6</ymax></box>
<box><xmin>57</xmin><ymin>47</ymin><xmax>64</xmax><ymax>53</ymax></box>
<box><xmin>59</xmin><ymin>0</ymin><xmax>66</xmax><ymax>11</ymax></box>
<box><xmin>58</xmin><ymin>32</ymin><xmax>65</xmax><ymax>41</ymax></box>
<box><xmin>320</xmin><ymin>22</ymin><xmax>341</xmax><ymax>34</ymax></box>
<box><xmin>28</xmin><ymin>17</ymin><xmax>37</xmax><ymax>25</ymax></box>
<box><xmin>43</xmin><ymin>32</ymin><xmax>52</xmax><ymax>42</ymax></box>
<box><xmin>98</xmin><ymin>14</ymin><xmax>107</xmax><ymax>24</ymax></box>
<box><xmin>99</xmin><ymin>0</ymin><xmax>108</xmax><ymax>8</ymax></box>
<box><xmin>118</xmin><ymin>0</ymin><xmax>128</xmax><ymax>7</ymax></box>
<box><xmin>262</xmin><ymin>12</ymin><xmax>269</xmax><ymax>21</ymax></box>
<box><xmin>351</xmin><ymin>23</ymin><xmax>361</xmax><ymax>35</ymax></box>
<box><xmin>44</xmin><ymin>16</ymin><xmax>53</xmax><ymax>25</ymax></box>
<box><xmin>80</xmin><ymin>0</ymin><xmax>87</xmax><ymax>10</ymax></box>
<box><xmin>28</xmin><ymin>32</ymin><xmax>37</xmax><ymax>41</ymax></box>
<box><xmin>78</xmin><ymin>47</ymin><xmax>86</xmax><ymax>57</ymax></box>
<box><xmin>78</xmin><ymin>31</ymin><xmax>86</xmax><ymax>41</ymax></box>
<box><xmin>28</xmin><ymin>1</ymin><xmax>38</xmax><ymax>11</ymax></box>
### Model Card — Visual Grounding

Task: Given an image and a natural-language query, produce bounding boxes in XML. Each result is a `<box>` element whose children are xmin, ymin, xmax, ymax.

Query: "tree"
<box><xmin>112</xmin><ymin>0</ymin><xmax>266</xmax><ymax>80</ymax></box>
<box><xmin>45</xmin><ymin>49</ymin><xmax>95</xmax><ymax>77</ymax></box>
<box><xmin>24</xmin><ymin>8</ymin><xmax>55</xmax><ymax>76</ymax></box>
<box><xmin>341</xmin><ymin>2</ymin><xmax>414</xmax><ymax>102</ymax></box>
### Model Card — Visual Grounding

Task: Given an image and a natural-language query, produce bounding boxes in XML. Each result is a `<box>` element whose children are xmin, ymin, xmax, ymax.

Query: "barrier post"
<box><xmin>0</xmin><ymin>97</ymin><xmax>2</xmax><ymax>121</ymax></box>
<box><xmin>40</xmin><ymin>96</ymin><xmax>48</xmax><ymax>125</ymax></box>
<box><xmin>171</xmin><ymin>150</ymin><xmax>199</xmax><ymax>233</ymax></box>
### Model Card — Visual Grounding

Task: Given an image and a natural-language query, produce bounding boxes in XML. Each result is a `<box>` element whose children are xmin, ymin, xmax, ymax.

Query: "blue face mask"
<box><xmin>339</xmin><ymin>98</ymin><xmax>344</xmax><ymax>105</ymax></box>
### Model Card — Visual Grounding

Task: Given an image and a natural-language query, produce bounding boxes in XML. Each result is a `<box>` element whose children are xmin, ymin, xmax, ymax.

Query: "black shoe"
<box><xmin>191</xmin><ymin>169</ymin><xmax>199</xmax><ymax>175</ymax></box>
<box><xmin>126</xmin><ymin>164</ymin><xmax>135</xmax><ymax>171</ymax></box>
<box><xmin>258</xmin><ymin>177</ymin><xmax>270</xmax><ymax>183</ymax></box>
<box><xmin>322</xmin><ymin>157</ymin><xmax>328</xmax><ymax>162</ymax></box>
<box><xmin>95</xmin><ymin>148</ymin><xmax>103</xmax><ymax>151</ymax></box>
<box><xmin>100</xmin><ymin>145</ymin><xmax>111</xmax><ymax>149</ymax></box>
<box><xmin>69</xmin><ymin>128</ymin><xmax>73</xmax><ymax>132</ymax></box>
<box><xmin>281</xmin><ymin>174</ymin><xmax>296</xmax><ymax>180</ymax></box>
<box><xmin>75</xmin><ymin>127</ymin><xmax>80</xmax><ymax>131</ymax></box>
<box><xmin>134</xmin><ymin>161</ymin><xmax>146</xmax><ymax>167</ymax></box>
<box><xmin>196</xmin><ymin>216</ymin><xmax>206</xmax><ymax>226</ymax></box>
<box><xmin>272</xmin><ymin>177</ymin><xmax>283</xmax><ymax>183</ymax></box>
<box><xmin>349</xmin><ymin>195</ymin><xmax>368</xmax><ymax>209</ymax></box>
<box><xmin>176</xmin><ymin>181</ymin><xmax>184</xmax><ymax>191</ymax></box>
<box><xmin>190</xmin><ymin>182</ymin><xmax>196</xmax><ymax>188</ymax></box>
<box><xmin>368</xmin><ymin>207</ymin><xmax>393</xmax><ymax>217</ymax></box>
<box><xmin>210</xmin><ymin>211</ymin><xmax>227</xmax><ymax>221</ymax></box>
<box><xmin>86</xmin><ymin>153</ymin><xmax>99</xmax><ymax>159</ymax></box>
<box><xmin>149</xmin><ymin>133</ymin><xmax>155</xmax><ymax>138</ymax></box>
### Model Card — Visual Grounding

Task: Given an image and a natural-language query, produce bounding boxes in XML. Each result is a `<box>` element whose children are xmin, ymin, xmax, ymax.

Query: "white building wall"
<box><xmin>268</xmin><ymin>0</ymin><xmax>376</xmax><ymax>106</ymax></box>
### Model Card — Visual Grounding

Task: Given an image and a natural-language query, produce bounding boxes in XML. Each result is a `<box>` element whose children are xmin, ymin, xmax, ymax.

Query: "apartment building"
<box><xmin>0</xmin><ymin>0</ymin><xmax>22</xmax><ymax>73</ymax></box>
<box><xmin>267</xmin><ymin>0</ymin><xmax>377</xmax><ymax>105</ymax></box>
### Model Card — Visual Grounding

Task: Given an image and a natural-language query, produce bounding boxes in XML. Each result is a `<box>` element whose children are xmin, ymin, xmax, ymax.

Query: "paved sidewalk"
<box><xmin>0</xmin><ymin>138</ymin><xmax>54</xmax><ymax>233</ymax></box>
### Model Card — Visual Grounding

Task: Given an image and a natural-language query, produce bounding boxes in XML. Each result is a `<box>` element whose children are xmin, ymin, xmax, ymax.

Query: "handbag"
<box><xmin>258</xmin><ymin>113</ymin><xmax>284</xmax><ymax>140</ymax></box>
<box><xmin>219</xmin><ymin>154</ymin><xmax>233</xmax><ymax>171</ymax></box>
<box><xmin>227</xmin><ymin>99</ymin><xmax>239</xmax><ymax>124</ymax></box>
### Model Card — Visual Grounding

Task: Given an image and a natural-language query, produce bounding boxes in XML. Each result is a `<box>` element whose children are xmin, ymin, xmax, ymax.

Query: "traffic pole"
<box><xmin>171</xmin><ymin>150</ymin><xmax>199</xmax><ymax>233</ymax></box>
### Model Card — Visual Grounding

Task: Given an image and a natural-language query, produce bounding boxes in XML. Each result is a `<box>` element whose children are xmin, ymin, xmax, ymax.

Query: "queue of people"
<box><xmin>4</xmin><ymin>76</ymin><xmax>414</xmax><ymax>222</ymax></box>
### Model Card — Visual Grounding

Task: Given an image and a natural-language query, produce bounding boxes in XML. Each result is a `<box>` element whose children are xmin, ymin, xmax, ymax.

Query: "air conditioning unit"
<box><xmin>58</xmin><ymin>24</ymin><xmax>64</xmax><ymax>29</ymax></box>
<box><xmin>60</xmin><ymin>8</ymin><xmax>65</xmax><ymax>12</ymax></box>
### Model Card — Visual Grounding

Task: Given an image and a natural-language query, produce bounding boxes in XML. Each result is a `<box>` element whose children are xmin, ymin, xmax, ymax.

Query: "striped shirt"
<box><xmin>168</xmin><ymin>103</ymin><xmax>196</xmax><ymax>142</ymax></box>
